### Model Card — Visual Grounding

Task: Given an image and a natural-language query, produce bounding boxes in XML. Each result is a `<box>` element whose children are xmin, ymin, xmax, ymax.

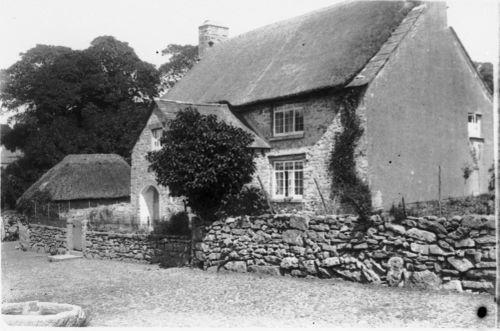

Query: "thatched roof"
<box><xmin>18</xmin><ymin>154</ymin><xmax>130</xmax><ymax>203</ymax></box>
<box><xmin>165</xmin><ymin>0</ymin><xmax>417</xmax><ymax>106</ymax></box>
<box><xmin>155</xmin><ymin>100</ymin><xmax>270</xmax><ymax>149</ymax></box>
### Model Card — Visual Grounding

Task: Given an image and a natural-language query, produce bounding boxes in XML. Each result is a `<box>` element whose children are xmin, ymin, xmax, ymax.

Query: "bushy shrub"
<box><xmin>216</xmin><ymin>186</ymin><xmax>270</xmax><ymax>218</ymax></box>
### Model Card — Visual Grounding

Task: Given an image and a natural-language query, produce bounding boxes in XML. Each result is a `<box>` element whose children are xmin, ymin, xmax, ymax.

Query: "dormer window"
<box><xmin>468</xmin><ymin>113</ymin><xmax>482</xmax><ymax>138</ymax></box>
<box><xmin>151</xmin><ymin>128</ymin><xmax>163</xmax><ymax>151</ymax></box>
<box><xmin>273</xmin><ymin>105</ymin><xmax>304</xmax><ymax>136</ymax></box>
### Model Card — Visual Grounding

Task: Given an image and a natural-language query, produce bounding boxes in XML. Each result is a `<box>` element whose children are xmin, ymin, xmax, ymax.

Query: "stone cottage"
<box><xmin>131</xmin><ymin>1</ymin><xmax>493</xmax><ymax>223</ymax></box>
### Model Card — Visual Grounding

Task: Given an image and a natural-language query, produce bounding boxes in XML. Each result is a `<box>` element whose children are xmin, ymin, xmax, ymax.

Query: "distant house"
<box><xmin>131</xmin><ymin>1</ymin><xmax>493</xmax><ymax>225</ymax></box>
<box><xmin>18</xmin><ymin>154</ymin><xmax>131</xmax><ymax>211</ymax></box>
<box><xmin>1</xmin><ymin>124</ymin><xmax>23</xmax><ymax>169</ymax></box>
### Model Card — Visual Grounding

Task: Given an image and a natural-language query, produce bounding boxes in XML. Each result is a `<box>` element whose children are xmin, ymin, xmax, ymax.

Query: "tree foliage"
<box><xmin>158</xmin><ymin>44</ymin><xmax>198</xmax><ymax>92</ymax></box>
<box><xmin>146</xmin><ymin>107</ymin><xmax>255</xmax><ymax>221</ymax></box>
<box><xmin>0</xmin><ymin>36</ymin><xmax>160</xmax><ymax>208</ymax></box>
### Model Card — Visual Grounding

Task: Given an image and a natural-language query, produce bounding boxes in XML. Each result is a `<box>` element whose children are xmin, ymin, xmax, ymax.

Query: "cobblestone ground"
<box><xmin>1</xmin><ymin>242</ymin><xmax>495</xmax><ymax>327</ymax></box>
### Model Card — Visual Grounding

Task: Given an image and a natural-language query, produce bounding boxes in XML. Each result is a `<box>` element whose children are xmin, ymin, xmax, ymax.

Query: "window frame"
<box><xmin>151</xmin><ymin>128</ymin><xmax>163</xmax><ymax>151</ymax></box>
<box><xmin>273</xmin><ymin>105</ymin><xmax>304</xmax><ymax>137</ymax></box>
<box><xmin>272</xmin><ymin>159</ymin><xmax>304</xmax><ymax>200</ymax></box>
<box><xmin>467</xmin><ymin>113</ymin><xmax>482</xmax><ymax>138</ymax></box>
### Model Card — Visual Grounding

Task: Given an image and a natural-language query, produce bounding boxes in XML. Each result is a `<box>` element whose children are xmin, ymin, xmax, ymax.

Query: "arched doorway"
<box><xmin>139</xmin><ymin>186</ymin><xmax>160</xmax><ymax>228</ymax></box>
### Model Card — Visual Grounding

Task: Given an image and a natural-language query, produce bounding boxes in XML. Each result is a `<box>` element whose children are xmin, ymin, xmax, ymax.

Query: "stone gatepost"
<box><xmin>81</xmin><ymin>219</ymin><xmax>88</xmax><ymax>251</ymax></box>
<box><xmin>66</xmin><ymin>219</ymin><xmax>73</xmax><ymax>252</ymax></box>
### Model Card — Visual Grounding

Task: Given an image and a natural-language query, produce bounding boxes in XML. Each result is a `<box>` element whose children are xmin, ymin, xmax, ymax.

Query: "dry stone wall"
<box><xmin>28</xmin><ymin>224</ymin><xmax>67</xmax><ymax>254</ymax></box>
<box><xmin>194</xmin><ymin>213</ymin><xmax>496</xmax><ymax>293</ymax></box>
<box><xmin>84</xmin><ymin>232</ymin><xmax>191</xmax><ymax>266</ymax></box>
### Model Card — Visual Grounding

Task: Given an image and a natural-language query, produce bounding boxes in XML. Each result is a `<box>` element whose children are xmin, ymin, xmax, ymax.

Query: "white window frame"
<box><xmin>151</xmin><ymin>128</ymin><xmax>163</xmax><ymax>151</ymax></box>
<box><xmin>273</xmin><ymin>106</ymin><xmax>304</xmax><ymax>136</ymax></box>
<box><xmin>468</xmin><ymin>113</ymin><xmax>482</xmax><ymax>138</ymax></box>
<box><xmin>272</xmin><ymin>160</ymin><xmax>304</xmax><ymax>200</ymax></box>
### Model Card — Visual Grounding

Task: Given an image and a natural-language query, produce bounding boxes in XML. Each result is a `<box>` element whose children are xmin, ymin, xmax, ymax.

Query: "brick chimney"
<box><xmin>198</xmin><ymin>20</ymin><xmax>228</xmax><ymax>59</ymax></box>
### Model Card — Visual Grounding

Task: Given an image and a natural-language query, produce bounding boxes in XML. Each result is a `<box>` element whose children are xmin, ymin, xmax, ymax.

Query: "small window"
<box><xmin>468</xmin><ymin>113</ymin><xmax>482</xmax><ymax>138</ymax></box>
<box><xmin>273</xmin><ymin>160</ymin><xmax>304</xmax><ymax>199</ymax></box>
<box><xmin>273</xmin><ymin>106</ymin><xmax>304</xmax><ymax>136</ymax></box>
<box><xmin>151</xmin><ymin>128</ymin><xmax>163</xmax><ymax>151</ymax></box>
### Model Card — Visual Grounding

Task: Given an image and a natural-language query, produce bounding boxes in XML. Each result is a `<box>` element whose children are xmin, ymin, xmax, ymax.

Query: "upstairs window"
<box><xmin>273</xmin><ymin>106</ymin><xmax>304</xmax><ymax>136</ymax></box>
<box><xmin>273</xmin><ymin>160</ymin><xmax>304</xmax><ymax>199</ymax></box>
<box><xmin>151</xmin><ymin>128</ymin><xmax>163</xmax><ymax>151</ymax></box>
<box><xmin>468</xmin><ymin>113</ymin><xmax>482</xmax><ymax>138</ymax></box>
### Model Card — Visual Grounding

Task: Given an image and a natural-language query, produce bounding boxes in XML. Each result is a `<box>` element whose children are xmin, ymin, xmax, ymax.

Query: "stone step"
<box><xmin>48</xmin><ymin>254</ymin><xmax>82</xmax><ymax>262</ymax></box>
<box><xmin>68</xmin><ymin>250</ymin><xmax>83</xmax><ymax>257</ymax></box>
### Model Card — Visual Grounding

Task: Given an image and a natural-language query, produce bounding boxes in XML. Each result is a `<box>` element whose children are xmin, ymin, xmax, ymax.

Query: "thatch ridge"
<box><xmin>165</xmin><ymin>1</ymin><xmax>417</xmax><ymax>106</ymax></box>
<box><xmin>18</xmin><ymin>154</ymin><xmax>131</xmax><ymax>203</ymax></box>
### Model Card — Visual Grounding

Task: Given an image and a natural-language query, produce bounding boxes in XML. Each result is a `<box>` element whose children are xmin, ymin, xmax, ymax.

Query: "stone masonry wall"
<box><xmin>84</xmin><ymin>232</ymin><xmax>191</xmax><ymax>266</ymax></box>
<box><xmin>194</xmin><ymin>213</ymin><xmax>496</xmax><ymax>293</ymax></box>
<box><xmin>240</xmin><ymin>91</ymin><xmax>366</xmax><ymax>213</ymax></box>
<box><xmin>28</xmin><ymin>224</ymin><xmax>67</xmax><ymax>254</ymax></box>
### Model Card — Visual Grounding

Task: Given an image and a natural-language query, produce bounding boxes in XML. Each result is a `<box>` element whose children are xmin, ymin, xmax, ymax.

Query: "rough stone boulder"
<box><xmin>280</xmin><ymin>257</ymin><xmax>299</xmax><ymax>269</ymax></box>
<box><xmin>447</xmin><ymin>257</ymin><xmax>474</xmax><ymax>273</ymax></box>
<box><xmin>248</xmin><ymin>265</ymin><xmax>281</xmax><ymax>276</ymax></box>
<box><xmin>461</xmin><ymin>215</ymin><xmax>495</xmax><ymax>229</ymax></box>
<box><xmin>406</xmin><ymin>228</ymin><xmax>436</xmax><ymax>243</ymax></box>
<box><xmin>405</xmin><ymin>270</ymin><xmax>441</xmax><ymax>290</ymax></box>
<box><xmin>417</xmin><ymin>218</ymin><xmax>447</xmax><ymax>234</ymax></box>
<box><xmin>224</xmin><ymin>261</ymin><xmax>247</xmax><ymax>273</ymax></box>
<box><xmin>289</xmin><ymin>216</ymin><xmax>309</xmax><ymax>231</ymax></box>
<box><xmin>386</xmin><ymin>256</ymin><xmax>404</xmax><ymax>287</ymax></box>
<box><xmin>384</xmin><ymin>223</ymin><xmax>406</xmax><ymax>235</ymax></box>
<box><xmin>282</xmin><ymin>230</ymin><xmax>304</xmax><ymax>246</ymax></box>
<box><xmin>441</xmin><ymin>279</ymin><xmax>463</xmax><ymax>292</ymax></box>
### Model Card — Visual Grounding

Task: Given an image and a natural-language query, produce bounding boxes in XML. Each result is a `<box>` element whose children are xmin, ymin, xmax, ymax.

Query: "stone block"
<box><xmin>410</xmin><ymin>242</ymin><xmax>429</xmax><ymax>255</ymax></box>
<box><xmin>406</xmin><ymin>270</ymin><xmax>441</xmax><ymax>290</ymax></box>
<box><xmin>474</xmin><ymin>236</ymin><xmax>496</xmax><ymax>245</ymax></box>
<box><xmin>461</xmin><ymin>280</ymin><xmax>494</xmax><ymax>290</ymax></box>
<box><xmin>322</xmin><ymin>257</ymin><xmax>340</xmax><ymax>267</ymax></box>
<box><xmin>428</xmin><ymin>244</ymin><xmax>450</xmax><ymax>256</ymax></box>
<box><xmin>442</xmin><ymin>280</ymin><xmax>463</xmax><ymax>292</ymax></box>
<box><xmin>280</xmin><ymin>257</ymin><xmax>299</xmax><ymax>269</ymax></box>
<box><xmin>353</xmin><ymin>243</ymin><xmax>368</xmax><ymax>250</ymax></box>
<box><xmin>224</xmin><ymin>261</ymin><xmax>248</xmax><ymax>273</ymax></box>
<box><xmin>303</xmin><ymin>260</ymin><xmax>318</xmax><ymax>274</ymax></box>
<box><xmin>475</xmin><ymin>261</ymin><xmax>496</xmax><ymax>269</ymax></box>
<box><xmin>406</xmin><ymin>228</ymin><xmax>436</xmax><ymax>243</ymax></box>
<box><xmin>447</xmin><ymin>257</ymin><xmax>473</xmax><ymax>273</ymax></box>
<box><xmin>282</xmin><ymin>230</ymin><xmax>304</xmax><ymax>246</ymax></box>
<box><xmin>454</xmin><ymin>238</ymin><xmax>475</xmax><ymax>248</ymax></box>
<box><xmin>289</xmin><ymin>216</ymin><xmax>309</xmax><ymax>231</ymax></box>
<box><xmin>461</xmin><ymin>215</ymin><xmax>495</xmax><ymax>229</ymax></box>
<box><xmin>465</xmin><ymin>269</ymin><xmax>495</xmax><ymax>280</ymax></box>
<box><xmin>384</xmin><ymin>223</ymin><xmax>406</xmax><ymax>235</ymax></box>
<box><xmin>248</xmin><ymin>265</ymin><xmax>281</xmax><ymax>276</ymax></box>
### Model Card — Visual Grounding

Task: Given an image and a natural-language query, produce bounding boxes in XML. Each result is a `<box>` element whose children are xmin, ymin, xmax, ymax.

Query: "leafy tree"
<box><xmin>0</xmin><ymin>36</ymin><xmax>160</xmax><ymax>208</ymax></box>
<box><xmin>158</xmin><ymin>44</ymin><xmax>198</xmax><ymax>92</ymax></box>
<box><xmin>474</xmin><ymin>61</ymin><xmax>493</xmax><ymax>93</ymax></box>
<box><xmin>146</xmin><ymin>107</ymin><xmax>255</xmax><ymax>221</ymax></box>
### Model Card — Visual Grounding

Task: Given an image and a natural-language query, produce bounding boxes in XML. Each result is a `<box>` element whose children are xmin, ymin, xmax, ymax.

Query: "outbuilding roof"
<box><xmin>165</xmin><ymin>0</ymin><xmax>417</xmax><ymax>106</ymax></box>
<box><xmin>18</xmin><ymin>154</ymin><xmax>131</xmax><ymax>203</ymax></box>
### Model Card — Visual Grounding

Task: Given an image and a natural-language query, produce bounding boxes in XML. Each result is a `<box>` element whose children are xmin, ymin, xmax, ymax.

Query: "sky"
<box><xmin>0</xmin><ymin>0</ymin><xmax>498</xmax><ymax>71</ymax></box>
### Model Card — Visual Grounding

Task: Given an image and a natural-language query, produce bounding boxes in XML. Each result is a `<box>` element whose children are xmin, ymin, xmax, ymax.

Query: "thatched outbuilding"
<box><xmin>18</xmin><ymin>154</ymin><xmax>131</xmax><ymax>211</ymax></box>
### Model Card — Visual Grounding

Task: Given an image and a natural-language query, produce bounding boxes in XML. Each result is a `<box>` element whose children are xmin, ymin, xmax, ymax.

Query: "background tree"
<box><xmin>158</xmin><ymin>44</ymin><xmax>198</xmax><ymax>92</ymax></box>
<box><xmin>146</xmin><ymin>107</ymin><xmax>255</xmax><ymax>221</ymax></box>
<box><xmin>0</xmin><ymin>36</ymin><xmax>160</xmax><ymax>208</ymax></box>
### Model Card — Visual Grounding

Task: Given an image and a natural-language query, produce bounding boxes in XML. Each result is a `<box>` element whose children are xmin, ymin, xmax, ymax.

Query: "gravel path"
<box><xmin>1</xmin><ymin>242</ymin><xmax>495</xmax><ymax>327</ymax></box>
